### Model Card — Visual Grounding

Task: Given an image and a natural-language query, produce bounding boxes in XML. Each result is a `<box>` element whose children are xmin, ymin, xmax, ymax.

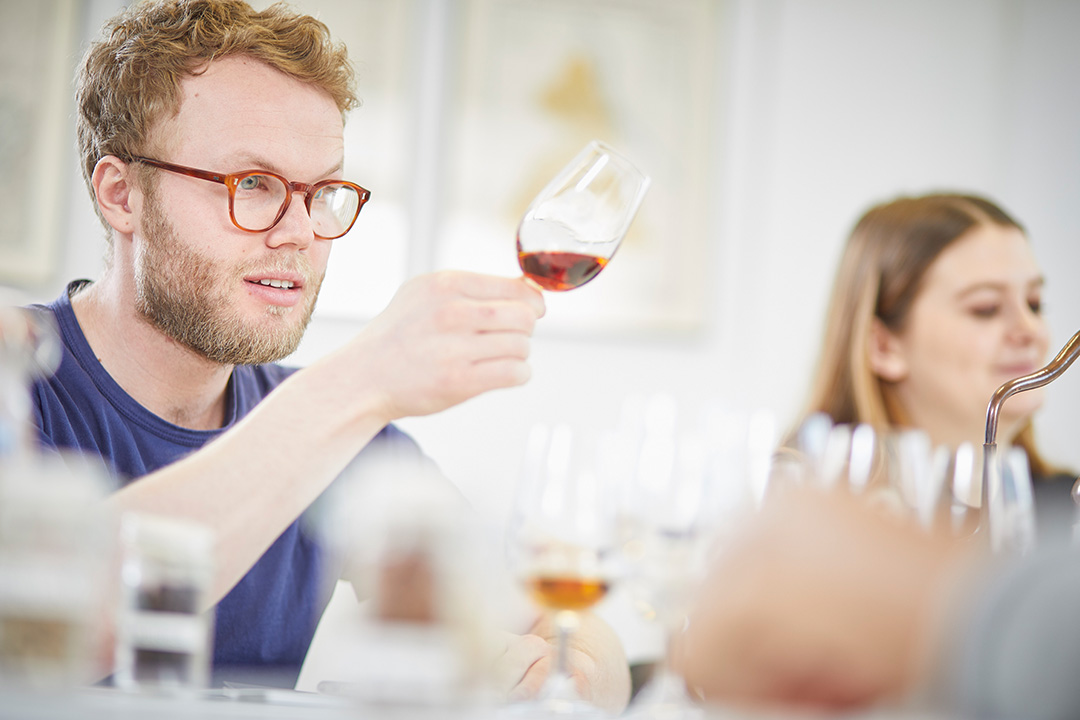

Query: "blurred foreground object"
<box><xmin>113</xmin><ymin>513</ymin><xmax>214</xmax><ymax>693</ymax></box>
<box><xmin>0</xmin><ymin>305</ymin><xmax>113</xmax><ymax>689</ymax></box>
<box><xmin>315</xmin><ymin>453</ymin><xmax>501</xmax><ymax>708</ymax></box>
<box><xmin>677</xmin><ymin>487</ymin><xmax>979</xmax><ymax>714</ymax></box>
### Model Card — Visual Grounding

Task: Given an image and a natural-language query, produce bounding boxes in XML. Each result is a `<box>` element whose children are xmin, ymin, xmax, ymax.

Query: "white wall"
<box><xmin>381</xmin><ymin>0</ymin><xmax>1080</xmax><ymax>522</ymax></box>
<box><xmin>6</xmin><ymin>0</ymin><xmax>1080</xmax><ymax>662</ymax></box>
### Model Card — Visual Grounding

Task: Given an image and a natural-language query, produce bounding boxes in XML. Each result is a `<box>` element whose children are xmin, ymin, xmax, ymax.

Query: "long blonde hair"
<box><xmin>804</xmin><ymin>193</ymin><xmax>1053</xmax><ymax>477</ymax></box>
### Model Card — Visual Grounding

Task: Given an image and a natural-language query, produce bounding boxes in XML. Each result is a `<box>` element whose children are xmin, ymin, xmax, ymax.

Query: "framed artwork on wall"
<box><xmin>437</xmin><ymin>0</ymin><xmax>722</xmax><ymax>336</ymax></box>
<box><xmin>0</xmin><ymin>0</ymin><xmax>78</xmax><ymax>287</ymax></box>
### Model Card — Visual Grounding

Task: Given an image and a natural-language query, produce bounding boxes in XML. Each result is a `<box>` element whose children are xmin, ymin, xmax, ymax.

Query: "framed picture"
<box><xmin>0</xmin><ymin>0</ymin><xmax>78</xmax><ymax>287</ymax></box>
<box><xmin>437</xmin><ymin>0</ymin><xmax>721</xmax><ymax>336</ymax></box>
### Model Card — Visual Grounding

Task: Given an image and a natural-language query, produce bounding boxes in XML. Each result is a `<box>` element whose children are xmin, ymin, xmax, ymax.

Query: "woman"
<box><xmin>801</xmin><ymin>192</ymin><xmax>1074</xmax><ymax>535</ymax></box>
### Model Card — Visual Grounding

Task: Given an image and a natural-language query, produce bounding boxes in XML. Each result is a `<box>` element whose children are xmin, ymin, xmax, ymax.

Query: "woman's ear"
<box><xmin>92</xmin><ymin>156</ymin><xmax>136</xmax><ymax>234</ymax></box>
<box><xmin>867</xmin><ymin>318</ymin><xmax>909</xmax><ymax>382</ymax></box>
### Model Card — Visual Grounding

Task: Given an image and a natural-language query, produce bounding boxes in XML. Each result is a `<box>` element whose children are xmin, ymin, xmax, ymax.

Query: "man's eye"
<box><xmin>239</xmin><ymin>175</ymin><xmax>263</xmax><ymax>191</ymax></box>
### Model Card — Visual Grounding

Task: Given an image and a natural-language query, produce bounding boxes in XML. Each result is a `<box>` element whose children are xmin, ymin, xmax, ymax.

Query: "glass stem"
<box><xmin>553</xmin><ymin>609</ymin><xmax>578</xmax><ymax>680</ymax></box>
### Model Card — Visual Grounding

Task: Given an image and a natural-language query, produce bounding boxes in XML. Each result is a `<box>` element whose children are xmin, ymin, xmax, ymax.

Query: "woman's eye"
<box><xmin>970</xmin><ymin>305</ymin><xmax>1000</xmax><ymax>319</ymax></box>
<box><xmin>1028</xmin><ymin>298</ymin><xmax>1043</xmax><ymax>315</ymax></box>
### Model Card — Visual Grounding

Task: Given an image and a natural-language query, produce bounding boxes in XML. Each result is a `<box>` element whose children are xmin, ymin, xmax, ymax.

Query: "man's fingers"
<box><xmin>440</xmin><ymin>271</ymin><xmax>545</xmax><ymax>317</ymax></box>
<box><xmin>468</xmin><ymin>331</ymin><xmax>532</xmax><ymax>362</ymax></box>
<box><xmin>492</xmin><ymin>633</ymin><xmax>551</xmax><ymax>697</ymax></box>
<box><xmin>508</xmin><ymin>655</ymin><xmax>551</xmax><ymax>703</ymax></box>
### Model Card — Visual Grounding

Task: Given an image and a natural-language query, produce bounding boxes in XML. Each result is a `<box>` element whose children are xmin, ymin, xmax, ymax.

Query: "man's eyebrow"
<box><xmin>229</xmin><ymin>154</ymin><xmax>344</xmax><ymax>180</ymax></box>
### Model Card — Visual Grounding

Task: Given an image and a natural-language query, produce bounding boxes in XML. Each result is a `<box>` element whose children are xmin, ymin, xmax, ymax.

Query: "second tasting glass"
<box><xmin>507</xmin><ymin>424</ymin><xmax>623</xmax><ymax>717</ymax></box>
<box><xmin>516</xmin><ymin>140</ymin><xmax>650</xmax><ymax>291</ymax></box>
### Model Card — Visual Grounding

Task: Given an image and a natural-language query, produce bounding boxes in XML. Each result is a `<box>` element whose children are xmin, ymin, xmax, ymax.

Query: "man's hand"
<box><xmin>336</xmin><ymin>271</ymin><xmax>544</xmax><ymax>423</ymax></box>
<box><xmin>675</xmin><ymin>488</ymin><xmax>980</xmax><ymax>714</ymax></box>
<box><xmin>492</xmin><ymin>613</ymin><xmax>631</xmax><ymax>714</ymax></box>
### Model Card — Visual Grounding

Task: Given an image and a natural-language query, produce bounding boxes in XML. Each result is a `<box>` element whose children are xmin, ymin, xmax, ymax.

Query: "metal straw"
<box><xmin>982</xmin><ymin>329</ymin><xmax>1080</xmax><ymax>525</ymax></box>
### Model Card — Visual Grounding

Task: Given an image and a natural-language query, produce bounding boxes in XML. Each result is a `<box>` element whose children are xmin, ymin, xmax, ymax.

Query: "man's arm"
<box><xmin>97</xmin><ymin>272</ymin><xmax>543</xmax><ymax>668</ymax></box>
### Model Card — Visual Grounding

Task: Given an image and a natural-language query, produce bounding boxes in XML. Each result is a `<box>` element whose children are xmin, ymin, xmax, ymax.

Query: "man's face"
<box><xmin>131</xmin><ymin>56</ymin><xmax>345</xmax><ymax>365</ymax></box>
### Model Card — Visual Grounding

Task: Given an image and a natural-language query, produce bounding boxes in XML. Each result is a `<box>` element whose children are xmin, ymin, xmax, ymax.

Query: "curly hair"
<box><xmin>75</xmin><ymin>0</ymin><xmax>358</xmax><ymax>233</ymax></box>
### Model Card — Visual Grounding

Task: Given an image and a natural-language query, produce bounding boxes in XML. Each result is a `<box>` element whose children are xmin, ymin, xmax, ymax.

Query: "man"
<box><xmin>30</xmin><ymin>0</ymin><xmax>628</xmax><ymax>709</ymax></box>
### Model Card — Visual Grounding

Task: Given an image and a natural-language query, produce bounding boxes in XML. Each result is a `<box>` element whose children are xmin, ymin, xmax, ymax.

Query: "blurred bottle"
<box><xmin>0</xmin><ymin>305</ymin><xmax>113</xmax><ymax>690</ymax></box>
<box><xmin>316</xmin><ymin>451</ymin><xmax>500</xmax><ymax>709</ymax></box>
<box><xmin>113</xmin><ymin>513</ymin><xmax>214</xmax><ymax>693</ymax></box>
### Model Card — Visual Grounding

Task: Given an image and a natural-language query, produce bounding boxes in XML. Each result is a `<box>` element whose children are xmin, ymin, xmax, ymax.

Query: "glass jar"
<box><xmin>113</xmin><ymin>513</ymin><xmax>214</xmax><ymax>693</ymax></box>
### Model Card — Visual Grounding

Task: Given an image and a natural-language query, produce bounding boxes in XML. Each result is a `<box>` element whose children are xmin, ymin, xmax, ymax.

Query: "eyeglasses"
<box><xmin>128</xmin><ymin>156</ymin><xmax>370</xmax><ymax>240</ymax></box>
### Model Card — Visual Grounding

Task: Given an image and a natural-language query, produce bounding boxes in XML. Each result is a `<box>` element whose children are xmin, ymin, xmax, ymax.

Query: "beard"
<box><xmin>133</xmin><ymin>191</ymin><xmax>323</xmax><ymax>365</ymax></box>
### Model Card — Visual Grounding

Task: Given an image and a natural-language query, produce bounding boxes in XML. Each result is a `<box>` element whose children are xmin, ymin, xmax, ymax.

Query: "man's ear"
<box><xmin>92</xmin><ymin>156</ymin><xmax>137</xmax><ymax>234</ymax></box>
<box><xmin>867</xmin><ymin>317</ymin><xmax>909</xmax><ymax>382</ymax></box>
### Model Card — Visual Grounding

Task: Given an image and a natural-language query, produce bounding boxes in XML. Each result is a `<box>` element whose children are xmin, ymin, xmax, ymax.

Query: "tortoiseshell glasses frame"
<box><xmin>127</xmin><ymin>156</ymin><xmax>370</xmax><ymax>240</ymax></box>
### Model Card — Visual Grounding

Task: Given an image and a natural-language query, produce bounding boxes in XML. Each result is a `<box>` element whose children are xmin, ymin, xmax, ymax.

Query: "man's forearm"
<box><xmin>109</xmin><ymin>358</ymin><xmax>390</xmax><ymax>606</ymax></box>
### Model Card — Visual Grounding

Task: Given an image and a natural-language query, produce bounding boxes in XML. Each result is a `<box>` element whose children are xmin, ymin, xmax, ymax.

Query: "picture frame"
<box><xmin>437</xmin><ymin>0</ymin><xmax>721</xmax><ymax>336</ymax></box>
<box><xmin>0</xmin><ymin>0</ymin><xmax>79</xmax><ymax>287</ymax></box>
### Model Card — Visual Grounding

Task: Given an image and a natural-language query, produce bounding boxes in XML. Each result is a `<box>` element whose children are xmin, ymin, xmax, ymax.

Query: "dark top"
<box><xmin>29</xmin><ymin>282</ymin><xmax>426</xmax><ymax>687</ymax></box>
<box><xmin>1033</xmin><ymin>472</ymin><xmax>1078</xmax><ymax>547</ymax></box>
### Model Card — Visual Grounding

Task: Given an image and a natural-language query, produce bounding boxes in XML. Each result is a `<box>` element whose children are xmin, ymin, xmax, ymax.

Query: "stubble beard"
<box><xmin>133</xmin><ymin>192</ymin><xmax>323</xmax><ymax>366</ymax></box>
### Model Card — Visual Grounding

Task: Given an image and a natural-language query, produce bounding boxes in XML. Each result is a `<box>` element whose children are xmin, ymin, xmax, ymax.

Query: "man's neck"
<box><xmin>70</xmin><ymin>272</ymin><xmax>233</xmax><ymax>430</ymax></box>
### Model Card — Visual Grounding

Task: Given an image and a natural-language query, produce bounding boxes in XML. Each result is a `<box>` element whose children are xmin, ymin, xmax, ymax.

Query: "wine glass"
<box><xmin>506</xmin><ymin>423</ymin><xmax>622</xmax><ymax>717</ymax></box>
<box><xmin>987</xmin><ymin>445</ymin><xmax>1037</xmax><ymax>555</ymax></box>
<box><xmin>516</xmin><ymin>140</ymin><xmax>650</xmax><ymax>291</ymax></box>
<box><xmin>619</xmin><ymin>398</ymin><xmax>776</xmax><ymax>719</ymax></box>
<box><xmin>619</xmin><ymin>403</ymin><xmax>708</xmax><ymax>720</ymax></box>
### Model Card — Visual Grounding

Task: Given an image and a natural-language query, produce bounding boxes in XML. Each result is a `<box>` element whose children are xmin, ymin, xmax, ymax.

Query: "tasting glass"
<box><xmin>618</xmin><ymin>397</ymin><xmax>706</xmax><ymax>720</ymax></box>
<box><xmin>506</xmin><ymin>424</ymin><xmax>622</xmax><ymax>717</ymax></box>
<box><xmin>786</xmin><ymin>414</ymin><xmax>883</xmax><ymax>497</ymax></box>
<box><xmin>516</xmin><ymin>140</ymin><xmax>650</xmax><ymax>291</ymax></box>
<box><xmin>619</xmin><ymin>398</ymin><xmax>777</xmax><ymax>719</ymax></box>
<box><xmin>986</xmin><ymin>446</ymin><xmax>1037</xmax><ymax>555</ymax></box>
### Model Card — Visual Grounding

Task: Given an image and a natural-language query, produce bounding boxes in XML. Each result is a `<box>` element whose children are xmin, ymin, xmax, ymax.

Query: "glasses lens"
<box><xmin>232</xmin><ymin>173</ymin><xmax>289</xmax><ymax>231</ymax></box>
<box><xmin>310</xmin><ymin>183</ymin><xmax>362</xmax><ymax>239</ymax></box>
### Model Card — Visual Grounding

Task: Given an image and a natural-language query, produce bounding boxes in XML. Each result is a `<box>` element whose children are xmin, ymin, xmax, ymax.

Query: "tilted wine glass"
<box><xmin>516</xmin><ymin>140</ymin><xmax>650</xmax><ymax>291</ymax></box>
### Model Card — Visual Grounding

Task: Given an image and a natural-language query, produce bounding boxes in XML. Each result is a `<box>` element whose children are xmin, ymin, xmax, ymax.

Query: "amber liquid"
<box><xmin>527</xmin><ymin>576</ymin><xmax>610</xmax><ymax>611</ymax></box>
<box><xmin>518</xmin><ymin>250</ymin><xmax>608</xmax><ymax>292</ymax></box>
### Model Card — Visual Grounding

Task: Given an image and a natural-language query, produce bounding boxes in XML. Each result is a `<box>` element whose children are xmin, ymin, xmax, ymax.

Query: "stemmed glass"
<box><xmin>506</xmin><ymin>424</ymin><xmax>623</xmax><ymax>717</ymax></box>
<box><xmin>620</xmin><ymin>420</ymin><xmax>709</xmax><ymax>719</ymax></box>
<box><xmin>516</xmin><ymin>140</ymin><xmax>650</xmax><ymax>291</ymax></box>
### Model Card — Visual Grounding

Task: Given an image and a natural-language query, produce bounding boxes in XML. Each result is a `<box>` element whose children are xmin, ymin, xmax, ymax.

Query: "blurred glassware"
<box><xmin>1</xmin><ymin>305</ymin><xmax>113</xmax><ymax>690</ymax></box>
<box><xmin>314</xmin><ymin>451</ymin><xmax>498</xmax><ymax>708</ymax></box>
<box><xmin>506</xmin><ymin>423</ymin><xmax>622</xmax><ymax>717</ymax></box>
<box><xmin>0</xmin><ymin>454</ymin><xmax>113</xmax><ymax>690</ymax></box>
<box><xmin>986</xmin><ymin>446</ymin><xmax>1037</xmax><ymax>555</ymax></box>
<box><xmin>619</xmin><ymin>396</ymin><xmax>776</xmax><ymax>720</ymax></box>
<box><xmin>113</xmin><ymin>513</ymin><xmax>214</xmax><ymax>694</ymax></box>
<box><xmin>0</xmin><ymin>306</ymin><xmax>61</xmax><ymax>460</ymax></box>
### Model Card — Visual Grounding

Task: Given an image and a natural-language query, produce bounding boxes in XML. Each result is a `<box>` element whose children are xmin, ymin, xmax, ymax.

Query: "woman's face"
<box><xmin>878</xmin><ymin>223</ymin><xmax>1049</xmax><ymax>447</ymax></box>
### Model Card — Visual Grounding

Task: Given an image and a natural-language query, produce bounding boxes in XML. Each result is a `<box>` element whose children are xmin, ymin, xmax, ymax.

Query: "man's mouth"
<box><xmin>255</xmin><ymin>278</ymin><xmax>296</xmax><ymax>289</ymax></box>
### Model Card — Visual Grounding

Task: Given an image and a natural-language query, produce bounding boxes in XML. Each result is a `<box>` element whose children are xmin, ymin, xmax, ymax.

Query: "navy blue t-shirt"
<box><xmin>30</xmin><ymin>281</ymin><xmax>425</xmax><ymax>686</ymax></box>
